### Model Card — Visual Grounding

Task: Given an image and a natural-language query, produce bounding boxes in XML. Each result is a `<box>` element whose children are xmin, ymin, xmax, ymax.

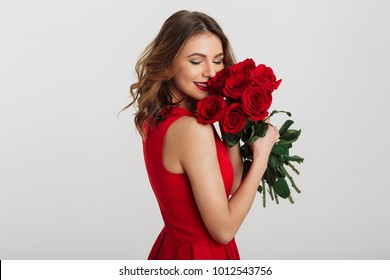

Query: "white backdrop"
<box><xmin>1</xmin><ymin>0</ymin><xmax>389</xmax><ymax>259</ymax></box>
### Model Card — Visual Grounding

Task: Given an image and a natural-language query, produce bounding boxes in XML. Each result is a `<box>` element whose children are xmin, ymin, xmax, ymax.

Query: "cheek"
<box><xmin>185</xmin><ymin>67</ymin><xmax>201</xmax><ymax>80</ymax></box>
<box><xmin>172</xmin><ymin>68</ymin><xmax>188</xmax><ymax>84</ymax></box>
<box><xmin>172</xmin><ymin>72</ymin><xmax>195</xmax><ymax>93</ymax></box>
<box><xmin>215</xmin><ymin>64</ymin><xmax>224</xmax><ymax>73</ymax></box>
<box><xmin>175</xmin><ymin>66</ymin><xmax>199</xmax><ymax>83</ymax></box>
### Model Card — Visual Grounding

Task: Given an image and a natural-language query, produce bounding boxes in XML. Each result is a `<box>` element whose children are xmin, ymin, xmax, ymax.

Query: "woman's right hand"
<box><xmin>250</xmin><ymin>123</ymin><xmax>279</xmax><ymax>159</ymax></box>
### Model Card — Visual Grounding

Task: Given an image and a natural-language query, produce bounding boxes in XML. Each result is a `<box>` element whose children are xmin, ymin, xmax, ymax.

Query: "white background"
<box><xmin>1</xmin><ymin>0</ymin><xmax>389</xmax><ymax>259</ymax></box>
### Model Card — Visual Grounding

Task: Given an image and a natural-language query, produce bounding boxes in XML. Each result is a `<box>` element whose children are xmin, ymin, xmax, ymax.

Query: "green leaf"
<box><xmin>241</xmin><ymin>124</ymin><xmax>255</xmax><ymax>143</ymax></box>
<box><xmin>263</xmin><ymin>165</ymin><xmax>277</xmax><ymax>186</ymax></box>
<box><xmin>269</xmin><ymin>110</ymin><xmax>292</xmax><ymax>118</ymax></box>
<box><xmin>247</xmin><ymin>135</ymin><xmax>260</xmax><ymax>145</ymax></box>
<box><xmin>284</xmin><ymin>155</ymin><xmax>304</xmax><ymax>164</ymax></box>
<box><xmin>276</xmin><ymin>167</ymin><xmax>284</xmax><ymax>178</ymax></box>
<box><xmin>277</xmin><ymin>165</ymin><xmax>287</xmax><ymax>178</ymax></box>
<box><xmin>273</xmin><ymin>177</ymin><xmax>291</xmax><ymax>199</ymax></box>
<box><xmin>255</xmin><ymin>122</ymin><xmax>268</xmax><ymax>138</ymax></box>
<box><xmin>281</xmin><ymin>129</ymin><xmax>301</xmax><ymax>142</ymax></box>
<box><xmin>223</xmin><ymin>133</ymin><xmax>240</xmax><ymax>147</ymax></box>
<box><xmin>236</xmin><ymin>130</ymin><xmax>244</xmax><ymax>138</ymax></box>
<box><xmin>268</xmin><ymin>154</ymin><xmax>281</xmax><ymax>169</ymax></box>
<box><xmin>277</xmin><ymin>139</ymin><xmax>298</xmax><ymax>145</ymax></box>
<box><xmin>279</xmin><ymin>120</ymin><xmax>294</xmax><ymax>137</ymax></box>
<box><xmin>271</xmin><ymin>144</ymin><xmax>289</xmax><ymax>155</ymax></box>
<box><xmin>246</xmin><ymin>122</ymin><xmax>270</xmax><ymax>145</ymax></box>
<box><xmin>243</xmin><ymin>118</ymin><xmax>253</xmax><ymax>132</ymax></box>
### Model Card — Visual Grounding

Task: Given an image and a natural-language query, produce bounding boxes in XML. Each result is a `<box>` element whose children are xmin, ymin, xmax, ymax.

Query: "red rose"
<box><xmin>251</xmin><ymin>64</ymin><xmax>282</xmax><ymax>93</ymax></box>
<box><xmin>208</xmin><ymin>68</ymin><xmax>230</xmax><ymax>95</ymax></box>
<box><xmin>229</xmin><ymin>58</ymin><xmax>256</xmax><ymax>76</ymax></box>
<box><xmin>221</xmin><ymin>103</ymin><xmax>247</xmax><ymax>134</ymax></box>
<box><xmin>241</xmin><ymin>86</ymin><xmax>272</xmax><ymax>121</ymax></box>
<box><xmin>196</xmin><ymin>95</ymin><xmax>227</xmax><ymax>124</ymax></box>
<box><xmin>222</xmin><ymin>74</ymin><xmax>250</xmax><ymax>100</ymax></box>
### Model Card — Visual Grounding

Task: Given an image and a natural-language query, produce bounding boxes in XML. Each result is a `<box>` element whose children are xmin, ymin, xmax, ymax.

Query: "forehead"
<box><xmin>180</xmin><ymin>33</ymin><xmax>223</xmax><ymax>56</ymax></box>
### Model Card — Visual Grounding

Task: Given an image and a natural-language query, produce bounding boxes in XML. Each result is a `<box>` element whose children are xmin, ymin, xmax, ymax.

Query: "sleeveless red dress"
<box><xmin>142</xmin><ymin>106</ymin><xmax>240</xmax><ymax>260</ymax></box>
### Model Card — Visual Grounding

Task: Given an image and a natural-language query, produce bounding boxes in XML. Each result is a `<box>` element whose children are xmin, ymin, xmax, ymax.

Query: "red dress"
<box><xmin>142</xmin><ymin>106</ymin><xmax>240</xmax><ymax>260</ymax></box>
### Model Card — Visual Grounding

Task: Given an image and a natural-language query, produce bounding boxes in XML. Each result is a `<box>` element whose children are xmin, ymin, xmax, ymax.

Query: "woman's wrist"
<box><xmin>252</xmin><ymin>149</ymin><xmax>269</xmax><ymax>166</ymax></box>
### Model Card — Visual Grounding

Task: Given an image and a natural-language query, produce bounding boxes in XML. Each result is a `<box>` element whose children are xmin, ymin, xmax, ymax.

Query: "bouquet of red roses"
<box><xmin>196</xmin><ymin>58</ymin><xmax>303</xmax><ymax>207</ymax></box>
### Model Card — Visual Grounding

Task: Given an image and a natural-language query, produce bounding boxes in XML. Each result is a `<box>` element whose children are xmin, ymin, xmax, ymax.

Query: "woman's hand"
<box><xmin>250</xmin><ymin>122</ymin><xmax>279</xmax><ymax>159</ymax></box>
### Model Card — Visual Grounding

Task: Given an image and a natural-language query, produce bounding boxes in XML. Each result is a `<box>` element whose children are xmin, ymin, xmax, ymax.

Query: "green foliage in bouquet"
<box><xmin>196</xmin><ymin>58</ymin><xmax>304</xmax><ymax>207</ymax></box>
<box><xmin>224</xmin><ymin>110</ymin><xmax>304</xmax><ymax>207</ymax></box>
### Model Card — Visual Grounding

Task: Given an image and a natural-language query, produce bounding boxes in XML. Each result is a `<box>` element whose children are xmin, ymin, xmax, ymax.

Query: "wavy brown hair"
<box><xmin>122</xmin><ymin>10</ymin><xmax>236</xmax><ymax>138</ymax></box>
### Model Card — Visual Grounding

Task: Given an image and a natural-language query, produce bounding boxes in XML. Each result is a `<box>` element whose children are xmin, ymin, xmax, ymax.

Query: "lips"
<box><xmin>194</xmin><ymin>82</ymin><xmax>209</xmax><ymax>92</ymax></box>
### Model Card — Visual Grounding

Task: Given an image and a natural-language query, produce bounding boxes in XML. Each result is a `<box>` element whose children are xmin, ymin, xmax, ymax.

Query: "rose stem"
<box><xmin>262</xmin><ymin>180</ymin><xmax>266</xmax><ymax>208</ymax></box>
<box><xmin>288</xmin><ymin>195</ymin><xmax>295</xmax><ymax>204</ymax></box>
<box><xmin>281</xmin><ymin>165</ymin><xmax>301</xmax><ymax>193</ymax></box>
<box><xmin>268</xmin><ymin>185</ymin><xmax>275</xmax><ymax>201</ymax></box>
<box><xmin>287</xmin><ymin>161</ymin><xmax>300</xmax><ymax>175</ymax></box>
<box><xmin>274</xmin><ymin>192</ymin><xmax>279</xmax><ymax>204</ymax></box>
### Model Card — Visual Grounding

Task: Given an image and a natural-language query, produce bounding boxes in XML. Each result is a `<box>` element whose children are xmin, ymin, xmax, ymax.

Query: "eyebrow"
<box><xmin>187</xmin><ymin>52</ymin><xmax>224</xmax><ymax>59</ymax></box>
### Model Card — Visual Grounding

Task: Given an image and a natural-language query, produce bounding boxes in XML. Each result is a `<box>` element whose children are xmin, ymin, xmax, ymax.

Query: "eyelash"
<box><xmin>189</xmin><ymin>60</ymin><xmax>223</xmax><ymax>65</ymax></box>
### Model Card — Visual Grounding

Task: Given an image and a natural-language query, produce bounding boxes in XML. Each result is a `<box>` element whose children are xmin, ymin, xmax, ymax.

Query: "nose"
<box><xmin>202</xmin><ymin>61</ymin><xmax>217</xmax><ymax>78</ymax></box>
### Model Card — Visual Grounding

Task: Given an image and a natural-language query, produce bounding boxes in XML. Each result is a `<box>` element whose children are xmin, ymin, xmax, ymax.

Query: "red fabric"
<box><xmin>143</xmin><ymin>106</ymin><xmax>240</xmax><ymax>260</ymax></box>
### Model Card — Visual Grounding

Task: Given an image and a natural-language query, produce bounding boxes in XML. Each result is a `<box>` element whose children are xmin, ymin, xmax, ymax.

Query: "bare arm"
<box><xmin>218</xmin><ymin>123</ymin><xmax>243</xmax><ymax>195</ymax></box>
<box><xmin>175</xmin><ymin>118</ymin><xmax>279</xmax><ymax>244</ymax></box>
<box><xmin>225</xmin><ymin>144</ymin><xmax>243</xmax><ymax>195</ymax></box>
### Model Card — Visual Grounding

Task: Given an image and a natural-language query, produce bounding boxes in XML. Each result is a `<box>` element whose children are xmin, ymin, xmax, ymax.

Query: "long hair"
<box><xmin>122</xmin><ymin>10</ymin><xmax>236</xmax><ymax>138</ymax></box>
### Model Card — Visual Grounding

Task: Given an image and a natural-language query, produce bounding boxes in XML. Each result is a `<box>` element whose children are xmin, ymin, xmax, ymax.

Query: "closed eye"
<box><xmin>189</xmin><ymin>59</ymin><xmax>223</xmax><ymax>65</ymax></box>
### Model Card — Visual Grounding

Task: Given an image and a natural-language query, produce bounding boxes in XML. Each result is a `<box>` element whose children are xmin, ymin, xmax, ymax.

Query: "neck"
<box><xmin>172</xmin><ymin>91</ymin><xmax>196</xmax><ymax>113</ymax></box>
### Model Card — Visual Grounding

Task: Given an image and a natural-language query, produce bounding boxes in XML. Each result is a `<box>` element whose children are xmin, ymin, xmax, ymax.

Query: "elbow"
<box><xmin>211</xmin><ymin>230</ymin><xmax>235</xmax><ymax>245</ymax></box>
<box><xmin>205</xmin><ymin>218</ymin><xmax>238</xmax><ymax>245</ymax></box>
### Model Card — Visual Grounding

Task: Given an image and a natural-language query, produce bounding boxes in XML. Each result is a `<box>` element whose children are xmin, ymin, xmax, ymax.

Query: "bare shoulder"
<box><xmin>167</xmin><ymin>116</ymin><xmax>214</xmax><ymax>144</ymax></box>
<box><xmin>164</xmin><ymin>116</ymin><xmax>215</xmax><ymax>173</ymax></box>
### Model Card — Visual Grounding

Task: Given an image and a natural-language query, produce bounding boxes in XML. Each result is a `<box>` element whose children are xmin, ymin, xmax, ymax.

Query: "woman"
<box><xmin>125</xmin><ymin>10</ymin><xmax>279</xmax><ymax>259</ymax></box>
